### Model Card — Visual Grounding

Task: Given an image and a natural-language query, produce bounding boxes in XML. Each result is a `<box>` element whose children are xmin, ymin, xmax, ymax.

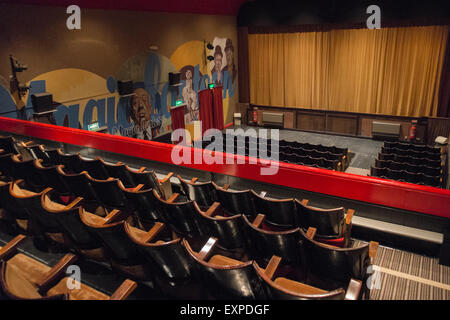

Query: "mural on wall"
<box><xmin>0</xmin><ymin>37</ymin><xmax>237</xmax><ymax>142</ymax></box>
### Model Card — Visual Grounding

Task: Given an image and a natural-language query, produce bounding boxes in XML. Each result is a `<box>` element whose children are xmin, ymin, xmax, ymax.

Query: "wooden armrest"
<box><xmin>167</xmin><ymin>193</ymin><xmax>179</xmax><ymax>203</ymax></box>
<box><xmin>24</xmin><ymin>140</ymin><xmax>34</xmax><ymax>146</ymax></box>
<box><xmin>66</xmin><ymin>197</ymin><xmax>83</xmax><ymax>210</ymax></box>
<box><xmin>138</xmin><ymin>167</ymin><xmax>146</xmax><ymax>173</ymax></box>
<box><xmin>142</xmin><ymin>222</ymin><xmax>165</xmax><ymax>243</ymax></box>
<box><xmin>0</xmin><ymin>234</ymin><xmax>27</xmax><ymax>260</ymax></box>
<box><xmin>252</xmin><ymin>214</ymin><xmax>265</xmax><ymax>228</ymax></box>
<box><xmin>301</xmin><ymin>199</ymin><xmax>309</xmax><ymax>206</ymax></box>
<box><xmin>37</xmin><ymin>253</ymin><xmax>78</xmax><ymax>295</ymax></box>
<box><xmin>346</xmin><ymin>209</ymin><xmax>354</xmax><ymax>225</ymax></box>
<box><xmin>102</xmin><ymin>209</ymin><xmax>124</xmax><ymax>225</ymax></box>
<box><xmin>344</xmin><ymin>279</ymin><xmax>362</xmax><ymax>300</ymax></box>
<box><xmin>160</xmin><ymin>172</ymin><xmax>174</xmax><ymax>184</ymax></box>
<box><xmin>190</xmin><ymin>177</ymin><xmax>198</xmax><ymax>183</ymax></box>
<box><xmin>222</xmin><ymin>183</ymin><xmax>230</xmax><ymax>190</ymax></box>
<box><xmin>264</xmin><ymin>255</ymin><xmax>281</xmax><ymax>280</ymax></box>
<box><xmin>369</xmin><ymin>241</ymin><xmax>379</xmax><ymax>259</ymax></box>
<box><xmin>110</xmin><ymin>279</ymin><xmax>137</xmax><ymax>300</ymax></box>
<box><xmin>306</xmin><ymin>227</ymin><xmax>317</xmax><ymax>240</ymax></box>
<box><xmin>197</xmin><ymin>237</ymin><xmax>218</xmax><ymax>261</ymax></box>
<box><xmin>205</xmin><ymin>202</ymin><xmax>222</xmax><ymax>217</ymax></box>
<box><xmin>131</xmin><ymin>184</ymin><xmax>144</xmax><ymax>192</ymax></box>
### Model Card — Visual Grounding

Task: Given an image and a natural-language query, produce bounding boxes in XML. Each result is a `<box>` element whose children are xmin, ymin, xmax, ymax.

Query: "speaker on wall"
<box><xmin>169</xmin><ymin>72</ymin><xmax>181</xmax><ymax>86</ymax></box>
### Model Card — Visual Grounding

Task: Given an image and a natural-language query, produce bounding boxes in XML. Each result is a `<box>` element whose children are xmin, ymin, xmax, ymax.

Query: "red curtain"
<box><xmin>198</xmin><ymin>88</ymin><xmax>214</xmax><ymax>135</ymax></box>
<box><xmin>212</xmin><ymin>86</ymin><xmax>224</xmax><ymax>130</ymax></box>
<box><xmin>170</xmin><ymin>105</ymin><xmax>185</xmax><ymax>144</ymax></box>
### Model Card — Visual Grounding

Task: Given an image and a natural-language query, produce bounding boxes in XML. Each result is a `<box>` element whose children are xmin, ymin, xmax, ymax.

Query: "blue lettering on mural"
<box><xmin>0</xmin><ymin>54</ymin><xmax>236</xmax><ymax>134</ymax></box>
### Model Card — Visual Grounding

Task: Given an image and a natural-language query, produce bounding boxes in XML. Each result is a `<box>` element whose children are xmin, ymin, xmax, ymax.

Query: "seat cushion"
<box><xmin>274</xmin><ymin>277</ymin><xmax>328</xmax><ymax>295</ymax></box>
<box><xmin>47</xmin><ymin>278</ymin><xmax>110</xmax><ymax>300</ymax></box>
<box><xmin>208</xmin><ymin>255</ymin><xmax>243</xmax><ymax>266</ymax></box>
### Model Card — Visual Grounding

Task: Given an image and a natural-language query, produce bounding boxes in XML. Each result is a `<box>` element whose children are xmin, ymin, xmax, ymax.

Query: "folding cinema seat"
<box><xmin>117</xmin><ymin>180</ymin><xmax>165</xmax><ymax>229</ymax></box>
<box><xmin>0</xmin><ymin>235</ymin><xmax>137</xmax><ymax>300</ymax></box>
<box><xmin>370</xmin><ymin>166</ymin><xmax>388</xmax><ymax>178</ymax></box>
<box><xmin>152</xmin><ymin>190</ymin><xmax>203</xmax><ymax>239</ymax></box>
<box><xmin>79</xmin><ymin>207</ymin><xmax>153</xmax><ymax>281</ymax></box>
<box><xmin>125</xmin><ymin>166</ymin><xmax>171</xmax><ymax>198</ymax></box>
<box><xmin>56</xmin><ymin>148</ymin><xmax>84</xmax><ymax>174</ymax></box>
<box><xmin>177</xmin><ymin>175</ymin><xmax>218</xmax><ymax>209</ymax></box>
<box><xmin>10</xmin><ymin>154</ymin><xmax>44</xmax><ymax>192</ymax></box>
<box><xmin>183</xmin><ymin>237</ymin><xmax>267</xmax><ymax>299</ymax></box>
<box><xmin>378</xmin><ymin>152</ymin><xmax>395</xmax><ymax>162</ymax></box>
<box><xmin>298</xmin><ymin>227</ymin><xmax>378</xmax><ymax>299</ymax></box>
<box><xmin>242</xmin><ymin>214</ymin><xmax>302</xmax><ymax>266</ymax></box>
<box><xmin>124</xmin><ymin>221</ymin><xmax>203</xmax><ymax>299</ymax></box>
<box><xmin>45</xmin><ymin>148</ymin><xmax>62</xmax><ymax>166</ymax></box>
<box><xmin>25</xmin><ymin>187</ymin><xmax>70</xmax><ymax>247</ymax></box>
<box><xmin>192</xmin><ymin>201</ymin><xmax>246</xmax><ymax>253</ymax></box>
<box><xmin>40</xmin><ymin>192</ymin><xmax>107</xmax><ymax>261</ymax></box>
<box><xmin>19</xmin><ymin>143</ymin><xmax>53</xmax><ymax>166</ymax></box>
<box><xmin>251</xmin><ymin>190</ymin><xmax>296</xmax><ymax>228</ymax></box>
<box><xmin>85</xmin><ymin>174</ymin><xmax>129</xmax><ymax>215</ymax></box>
<box><xmin>33</xmin><ymin>160</ymin><xmax>71</xmax><ymax>196</ymax></box>
<box><xmin>0</xmin><ymin>135</ymin><xmax>20</xmax><ymax>155</ymax></box>
<box><xmin>294</xmin><ymin>199</ymin><xmax>353</xmax><ymax>247</ymax></box>
<box><xmin>211</xmin><ymin>182</ymin><xmax>256</xmax><ymax>219</ymax></box>
<box><xmin>0</xmin><ymin>153</ymin><xmax>15</xmax><ymax>180</ymax></box>
<box><xmin>99</xmin><ymin>158</ymin><xmax>135</xmax><ymax>188</ymax></box>
<box><xmin>7</xmin><ymin>180</ymin><xmax>49</xmax><ymax>233</ymax></box>
<box><xmin>79</xmin><ymin>156</ymin><xmax>109</xmax><ymax>180</ymax></box>
<box><xmin>253</xmin><ymin>255</ymin><xmax>361</xmax><ymax>300</ymax></box>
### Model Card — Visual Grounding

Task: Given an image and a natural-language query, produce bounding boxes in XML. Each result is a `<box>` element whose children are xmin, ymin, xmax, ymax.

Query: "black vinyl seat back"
<box><xmin>45</xmin><ymin>149</ymin><xmax>61</xmax><ymax>166</ymax></box>
<box><xmin>87</xmin><ymin>176</ymin><xmax>127</xmax><ymax>209</ymax></box>
<box><xmin>11</xmin><ymin>155</ymin><xmax>42</xmax><ymax>190</ymax></box>
<box><xmin>81</xmin><ymin>218</ymin><xmax>144</xmax><ymax>266</ymax></box>
<box><xmin>103</xmin><ymin>162</ymin><xmax>135</xmax><ymax>188</ymax></box>
<box><xmin>0</xmin><ymin>153</ymin><xmax>15</xmax><ymax>180</ymax></box>
<box><xmin>125</xmin><ymin>224</ymin><xmax>194</xmax><ymax>282</ymax></box>
<box><xmin>44</xmin><ymin>203</ymin><xmax>101</xmax><ymax>251</ymax></box>
<box><xmin>120</xmin><ymin>187</ymin><xmax>163</xmax><ymax>224</ymax></box>
<box><xmin>251</xmin><ymin>191</ymin><xmax>296</xmax><ymax>227</ymax></box>
<box><xmin>127</xmin><ymin>168</ymin><xmax>163</xmax><ymax>195</ymax></box>
<box><xmin>33</xmin><ymin>161</ymin><xmax>70</xmax><ymax>195</ymax></box>
<box><xmin>294</xmin><ymin>200</ymin><xmax>345</xmax><ymax>238</ymax></box>
<box><xmin>0</xmin><ymin>136</ymin><xmax>19</xmax><ymax>155</ymax></box>
<box><xmin>80</xmin><ymin>158</ymin><xmax>109</xmax><ymax>180</ymax></box>
<box><xmin>8</xmin><ymin>181</ymin><xmax>47</xmax><ymax>222</ymax></box>
<box><xmin>194</xmin><ymin>204</ymin><xmax>246</xmax><ymax>250</ymax></box>
<box><xmin>27</xmin><ymin>188</ymin><xmax>64</xmax><ymax>234</ymax></box>
<box><xmin>183</xmin><ymin>239</ymin><xmax>266</xmax><ymax>299</ymax></box>
<box><xmin>56</xmin><ymin>167</ymin><xmax>97</xmax><ymax>202</ymax></box>
<box><xmin>178</xmin><ymin>176</ymin><xmax>218</xmax><ymax>208</ymax></box>
<box><xmin>154</xmin><ymin>192</ymin><xmax>202</xmax><ymax>238</ymax></box>
<box><xmin>299</xmin><ymin>229</ymin><xmax>370</xmax><ymax>284</ymax></box>
<box><xmin>212</xmin><ymin>182</ymin><xmax>256</xmax><ymax>218</ymax></box>
<box><xmin>58</xmin><ymin>151</ymin><xmax>84</xmax><ymax>174</ymax></box>
<box><xmin>242</xmin><ymin>215</ymin><xmax>301</xmax><ymax>265</ymax></box>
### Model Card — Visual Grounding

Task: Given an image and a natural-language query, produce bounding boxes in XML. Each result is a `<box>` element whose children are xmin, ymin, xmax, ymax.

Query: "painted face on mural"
<box><xmin>214</xmin><ymin>53</ymin><xmax>222</xmax><ymax>73</ymax></box>
<box><xmin>185</xmin><ymin>69</ymin><xmax>193</xmax><ymax>80</ymax></box>
<box><xmin>132</xmin><ymin>88</ymin><xmax>152</xmax><ymax>129</ymax></box>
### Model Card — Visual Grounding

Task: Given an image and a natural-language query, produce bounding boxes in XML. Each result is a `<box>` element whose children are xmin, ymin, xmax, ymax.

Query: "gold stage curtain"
<box><xmin>248</xmin><ymin>25</ymin><xmax>449</xmax><ymax>117</ymax></box>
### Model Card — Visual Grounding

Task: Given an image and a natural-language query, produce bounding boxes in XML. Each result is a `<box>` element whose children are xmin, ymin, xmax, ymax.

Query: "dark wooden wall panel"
<box><xmin>297</xmin><ymin>111</ymin><xmax>326</xmax><ymax>132</ymax></box>
<box><xmin>327</xmin><ymin>114</ymin><xmax>357</xmax><ymax>135</ymax></box>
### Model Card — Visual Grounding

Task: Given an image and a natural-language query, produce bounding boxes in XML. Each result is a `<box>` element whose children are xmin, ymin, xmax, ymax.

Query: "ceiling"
<box><xmin>0</xmin><ymin>0</ymin><xmax>252</xmax><ymax>15</ymax></box>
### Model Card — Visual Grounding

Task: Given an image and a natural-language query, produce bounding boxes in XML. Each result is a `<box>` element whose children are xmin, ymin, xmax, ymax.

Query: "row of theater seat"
<box><xmin>201</xmin><ymin>134</ymin><xmax>349</xmax><ymax>171</ymax></box>
<box><xmin>0</xmin><ymin>135</ymin><xmax>377</xmax><ymax>300</ymax></box>
<box><xmin>371</xmin><ymin>141</ymin><xmax>446</xmax><ymax>188</ymax></box>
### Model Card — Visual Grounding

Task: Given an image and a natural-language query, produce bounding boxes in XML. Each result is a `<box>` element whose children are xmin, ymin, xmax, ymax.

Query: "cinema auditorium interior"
<box><xmin>0</xmin><ymin>0</ymin><xmax>449</xmax><ymax>303</ymax></box>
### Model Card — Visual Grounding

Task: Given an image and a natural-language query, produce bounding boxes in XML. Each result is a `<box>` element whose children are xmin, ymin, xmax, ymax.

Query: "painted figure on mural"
<box><xmin>211</xmin><ymin>45</ymin><xmax>223</xmax><ymax>86</ymax></box>
<box><xmin>222</xmin><ymin>39</ymin><xmax>237</xmax><ymax>83</ymax></box>
<box><xmin>181</xmin><ymin>66</ymin><xmax>199</xmax><ymax>124</ymax></box>
<box><xmin>129</xmin><ymin>87</ymin><xmax>162</xmax><ymax>140</ymax></box>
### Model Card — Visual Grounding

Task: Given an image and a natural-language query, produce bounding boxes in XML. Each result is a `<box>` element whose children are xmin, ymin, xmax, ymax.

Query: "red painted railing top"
<box><xmin>1</xmin><ymin>116</ymin><xmax>449</xmax><ymax>218</ymax></box>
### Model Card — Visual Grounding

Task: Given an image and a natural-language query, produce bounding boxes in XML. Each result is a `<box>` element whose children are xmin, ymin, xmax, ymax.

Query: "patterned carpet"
<box><xmin>353</xmin><ymin>240</ymin><xmax>450</xmax><ymax>299</ymax></box>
